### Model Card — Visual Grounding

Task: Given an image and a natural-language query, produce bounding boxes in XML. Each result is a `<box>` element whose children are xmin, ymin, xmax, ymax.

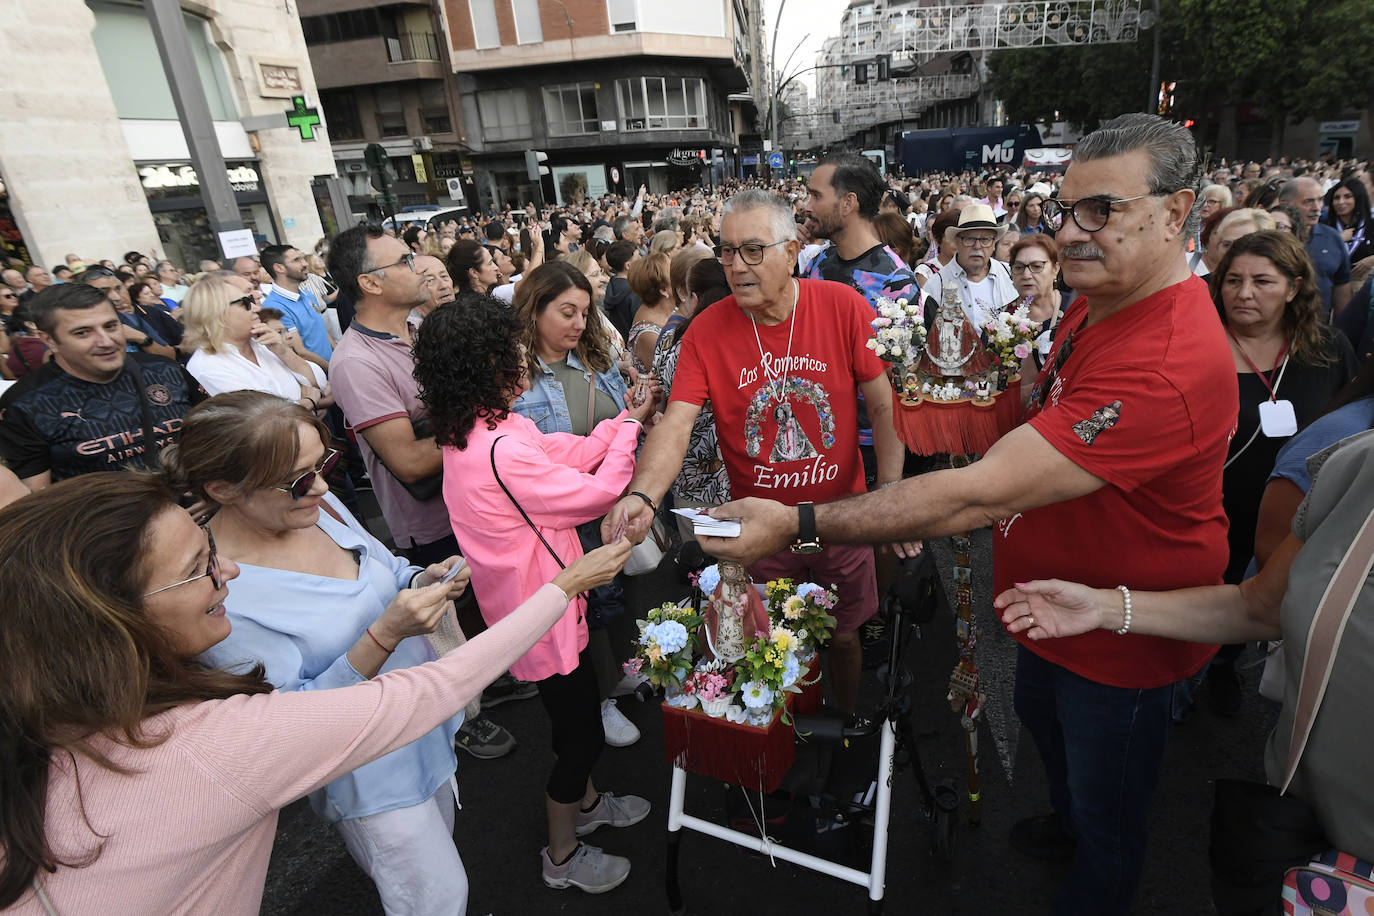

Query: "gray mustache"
<box><xmin>1061</xmin><ymin>243</ymin><xmax>1105</xmax><ymax>259</ymax></box>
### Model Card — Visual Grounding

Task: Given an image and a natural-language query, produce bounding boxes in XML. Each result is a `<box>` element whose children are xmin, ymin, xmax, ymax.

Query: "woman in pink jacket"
<box><xmin>0</xmin><ymin>472</ymin><xmax>629</xmax><ymax>915</ymax></box>
<box><xmin>414</xmin><ymin>293</ymin><xmax>655</xmax><ymax>896</ymax></box>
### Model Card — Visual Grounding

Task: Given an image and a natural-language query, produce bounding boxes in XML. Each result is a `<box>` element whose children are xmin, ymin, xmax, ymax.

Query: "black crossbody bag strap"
<box><xmin>123</xmin><ymin>355</ymin><xmax>163</xmax><ymax>469</ymax></box>
<box><xmin>489</xmin><ymin>435</ymin><xmax>565</xmax><ymax>569</ymax></box>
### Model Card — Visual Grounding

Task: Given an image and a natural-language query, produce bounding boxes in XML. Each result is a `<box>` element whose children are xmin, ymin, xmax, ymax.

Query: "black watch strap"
<box><xmin>793</xmin><ymin>501</ymin><xmax>820</xmax><ymax>552</ymax></box>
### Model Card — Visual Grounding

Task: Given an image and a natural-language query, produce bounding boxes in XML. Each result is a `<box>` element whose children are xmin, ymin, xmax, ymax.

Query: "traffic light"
<box><xmin>855</xmin><ymin>63</ymin><xmax>869</xmax><ymax>85</ymax></box>
<box><xmin>877</xmin><ymin>54</ymin><xmax>891</xmax><ymax>81</ymax></box>
<box><xmin>525</xmin><ymin>150</ymin><xmax>549</xmax><ymax>181</ymax></box>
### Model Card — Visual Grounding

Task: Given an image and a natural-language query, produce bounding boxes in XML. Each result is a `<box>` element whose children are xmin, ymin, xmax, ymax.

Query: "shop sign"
<box><xmin>666</xmin><ymin>148</ymin><xmax>705</xmax><ymax>166</ymax></box>
<box><xmin>140</xmin><ymin>163</ymin><xmax>261</xmax><ymax>194</ymax></box>
<box><xmin>1320</xmin><ymin>120</ymin><xmax>1361</xmax><ymax>134</ymax></box>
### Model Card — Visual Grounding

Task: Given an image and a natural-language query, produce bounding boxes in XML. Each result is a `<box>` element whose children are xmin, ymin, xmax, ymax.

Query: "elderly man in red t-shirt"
<box><xmin>603</xmin><ymin>188</ymin><xmax>905</xmax><ymax>715</ymax></box>
<box><xmin>696</xmin><ymin>114</ymin><xmax>1236</xmax><ymax>916</ymax></box>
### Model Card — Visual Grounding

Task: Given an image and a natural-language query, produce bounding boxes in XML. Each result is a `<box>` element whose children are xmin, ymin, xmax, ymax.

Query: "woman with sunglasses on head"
<box><xmin>182</xmin><ymin>273</ymin><xmax>331</xmax><ymax>412</ymax></box>
<box><xmin>0</xmin><ymin>468</ymin><xmax>629</xmax><ymax>914</ymax></box>
<box><xmin>161</xmin><ymin>390</ymin><xmax>496</xmax><ymax>914</ymax></box>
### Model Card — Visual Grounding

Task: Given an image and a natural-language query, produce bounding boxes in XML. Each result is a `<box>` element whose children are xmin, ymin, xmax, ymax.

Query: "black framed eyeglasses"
<box><xmin>361</xmin><ymin>252</ymin><xmax>416</xmax><ymax>276</ymax></box>
<box><xmin>229</xmin><ymin>295</ymin><xmax>256</xmax><ymax>310</ymax></box>
<box><xmin>144</xmin><ymin>526</ymin><xmax>223</xmax><ymax>596</ymax></box>
<box><xmin>713</xmin><ymin>241</ymin><xmax>788</xmax><ymax>265</ymax></box>
<box><xmin>275</xmin><ymin>449</ymin><xmax>340</xmax><ymax>499</ymax></box>
<box><xmin>1043</xmin><ymin>194</ymin><xmax>1165</xmax><ymax>233</ymax></box>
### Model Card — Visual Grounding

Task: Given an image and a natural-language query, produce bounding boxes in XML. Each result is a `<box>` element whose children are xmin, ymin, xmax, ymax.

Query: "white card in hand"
<box><xmin>671</xmin><ymin>507</ymin><xmax>742</xmax><ymax>537</ymax></box>
<box><xmin>1258</xmin><ymin>399</ymin><xmax>1297</xmax><ymax>438</ymax></box>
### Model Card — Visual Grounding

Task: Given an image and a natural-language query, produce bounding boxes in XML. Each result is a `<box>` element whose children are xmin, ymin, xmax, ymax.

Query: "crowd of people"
<box><xmin>3</xmin><ymin>112</ymin><xmax>1374</xmax><ymax>915</ymax></box>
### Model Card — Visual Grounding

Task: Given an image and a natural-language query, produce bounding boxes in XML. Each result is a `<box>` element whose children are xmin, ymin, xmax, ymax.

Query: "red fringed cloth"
<box><xmin>892</xmin><ymin>379</ymin><xmax>1024</xmax><ymax>456</ymax></box>
<box><xmin>662</xmin><ymin>664</ymin><xmax>823</xmax><ymax>793</ymax></box>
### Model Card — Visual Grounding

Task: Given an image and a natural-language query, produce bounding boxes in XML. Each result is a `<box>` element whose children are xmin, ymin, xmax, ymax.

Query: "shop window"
<box><xmin>607</xmin><ymin>0</ymin><xmax>637</xmax><ymax>32</ymax></box>
<box><xmin>477</xmin><ymin>89</ymin><xmax>531</xmax><ymax>141</ymax></box>
<box><xmin>469</xmin><ymin>0</ymin><xmax>500</xmax><ymax>49</ymax></box>
<box><xmin>543</xmin><ymin>83</ymin><xmax>599</xmax><ymax>136</ymax></box>
<box><xmin>320</xmin><ymin>89</ymin><xmax>363</xmax><ymax>140</ymax></box>
<box><xmin>617</xmin><ymin>77</ymin><xmax>706</xmax><ymax>131</ymax></box>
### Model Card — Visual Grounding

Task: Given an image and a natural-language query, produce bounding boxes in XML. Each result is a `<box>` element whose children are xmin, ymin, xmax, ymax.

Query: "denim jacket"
<box><xmin>514</xmin><ymin>350</ymin><xmax>628</xmax><ymax>435</ymax></box>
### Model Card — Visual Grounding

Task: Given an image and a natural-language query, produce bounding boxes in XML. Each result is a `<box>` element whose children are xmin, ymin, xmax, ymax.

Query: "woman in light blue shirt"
<box><xmin>168</xmin><ymin>390</ymin><xmax>475</xmax><ymax>916</ymax></box>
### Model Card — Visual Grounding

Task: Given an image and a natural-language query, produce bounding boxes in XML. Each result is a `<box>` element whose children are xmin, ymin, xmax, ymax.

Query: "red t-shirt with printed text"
<box><xmin>995</xmin><ymin>275</ymin><xmax>1238</xmax><ymax>689</ymax></box>
<box><xmin>672</xmin><ymin>279</ymin><xmax>885</xmax><ymax>506</ymax></box>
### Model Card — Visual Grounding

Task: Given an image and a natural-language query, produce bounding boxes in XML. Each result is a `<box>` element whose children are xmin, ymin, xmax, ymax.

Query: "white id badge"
<box><xmin>1258</xmin><ymin>399</ymin><xmax>1297</xmax><ymax>437</ymax></box>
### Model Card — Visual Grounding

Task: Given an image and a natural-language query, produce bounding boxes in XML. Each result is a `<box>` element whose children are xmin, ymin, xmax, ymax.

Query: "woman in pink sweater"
<box><xmin>413</xmin><ymin>294</ymin><xmax>654</xmax><ymax>896</ymax></box>
<box><xmin>0</xmin><ymin>472</ymin><xmax>629</xmax><ymax>915</ymax></box>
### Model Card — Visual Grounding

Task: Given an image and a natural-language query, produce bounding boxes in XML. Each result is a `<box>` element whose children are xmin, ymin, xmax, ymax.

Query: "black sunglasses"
<box><xmin>229</xmin><ymin>295</ymin><xmax>255</xmax><ymax>310</ymax></box>
<box><xmin>275</xmin><ymin>449</ymin><xmax>340</xmax><ymax>499</ymax></box>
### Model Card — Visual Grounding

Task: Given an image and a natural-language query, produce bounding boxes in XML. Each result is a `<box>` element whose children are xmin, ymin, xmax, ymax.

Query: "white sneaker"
<box><xmin>611</xmin><ymin>671</ymin><xmax>649</xmax><ymax>697</ymax></box>
<box><xmin>600</xmin><ymin>698</ymin><xmax>641</xmax><ymax>747</ymax></box>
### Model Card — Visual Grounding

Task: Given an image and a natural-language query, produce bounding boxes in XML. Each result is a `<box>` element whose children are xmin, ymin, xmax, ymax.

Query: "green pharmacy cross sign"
<box><xmin>286</xmin><ymin>96</ymin><xmax>322</xmax><ymax>141</ymax></box>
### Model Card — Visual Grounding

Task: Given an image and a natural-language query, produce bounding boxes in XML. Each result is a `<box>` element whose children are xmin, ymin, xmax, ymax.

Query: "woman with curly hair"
<box><xmin>412</xmin><ymin>294</ymin><xmax>654</xmax><ymax>896</ymax></box>
<box><xmin>1200</xmin><ymin>230</ymin><xmax>1357</xmax><ymax>712</ymax></box>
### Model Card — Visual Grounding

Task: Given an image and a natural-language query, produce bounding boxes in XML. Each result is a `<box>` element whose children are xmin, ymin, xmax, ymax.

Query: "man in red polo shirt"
<box><xmin>697</xmin><ymin>114</ymin><xmax>1235</xmax><ymax>916</ymax></box>
<box><xmin>603</xmin><ymin>188</ymin><xmax>906</xmax><ymax>715</ymax></box>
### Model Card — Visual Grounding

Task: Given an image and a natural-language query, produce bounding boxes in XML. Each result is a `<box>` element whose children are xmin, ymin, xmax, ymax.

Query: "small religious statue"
<box><xmin>920</xmin><ymin>287</ymin><xmax>993</xmax><ymax>379</ymax></box>
<box><xmin>769</xmin><ymin>401</ymin><xmax>818</xmax><ymax>462</ymax></box>
<box><xmin>702</xmin><ymin>561</ymin><xmax>771</xmax><ymax>663</ymax></box>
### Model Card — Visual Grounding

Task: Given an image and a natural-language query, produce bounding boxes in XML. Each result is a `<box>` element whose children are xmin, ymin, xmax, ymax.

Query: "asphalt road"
<box><xmin>259</xmin><ymin>528</ymin><xmax>1276</xmax><ymax>916</ymax></box>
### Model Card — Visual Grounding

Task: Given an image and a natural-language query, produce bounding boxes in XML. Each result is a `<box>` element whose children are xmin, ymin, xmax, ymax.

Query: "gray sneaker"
<box><xmin>541</xmin><ymin>843</ymin><xmax>630</xmax><ymax>894</ymax></box>
<box><xmin>454</xmin><ymin>714</ymin><xmax>515</xmax><ymax>759</ymax></box>
<box><xmin>575</xmin><ymin>791</ymin><xmax>651</xmax><ymax>836</ymax></box>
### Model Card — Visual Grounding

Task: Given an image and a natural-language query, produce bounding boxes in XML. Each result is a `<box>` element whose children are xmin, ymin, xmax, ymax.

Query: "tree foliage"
<box><xmin>988</xmin><ymin>0</ymin><xmax>1374</xmax><ymax>132</ymax></box>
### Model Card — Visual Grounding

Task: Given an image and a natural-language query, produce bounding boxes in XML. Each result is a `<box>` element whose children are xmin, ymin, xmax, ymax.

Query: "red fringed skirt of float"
<box><xmin>662</xmin><ymin>662</ymin><xmax>823</xmax><ymax>793</ymax></box>
<box><xmin>892</xmin><ymin>378</ymin><xmax>1024</xmax><ymax>456</ymax></box>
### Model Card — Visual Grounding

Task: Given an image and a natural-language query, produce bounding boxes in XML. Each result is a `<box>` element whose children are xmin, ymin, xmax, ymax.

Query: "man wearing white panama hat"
<box><xmin>919</xmin><ymin>203</ymin><xmax>1019</xmax><ymax>330</ymax></box>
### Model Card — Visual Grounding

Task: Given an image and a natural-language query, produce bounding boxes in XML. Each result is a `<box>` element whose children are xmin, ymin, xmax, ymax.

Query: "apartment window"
<box><xmin>319</xmin><ymin>89</ymin><xmax>363</xmax><ymax>140</ymax></box>
<box><xmin>513</xmin><ymin>0</ymin><xmax>543</xmax><ymax>43</ymax></box>
<box><xmin>543</xmin><ymin>83</ymin><xmax>599</xmax><ymax>136</ymax></box>
<box><xmin>469</xmin><ymin>0</ymin><xmax>500</xmax><ymax>49</ymax></box>
<box><xmin>617</xmin><ymin>77</ymin><xmax>706</xmax><ymax>131</ymax></box>
<box><xmin>301</xmin><ymin>9</ymin><xmax>385</xmax><ymax>45</ymax></box>
<box><xmin>420</xmin><ymin>83</ymin><xmax>452</xmax><ymax>134</ymax></box>
<box><xmin>375</xmin><ymin>86</ymin><xmax>407</xmax><ymax>138</ymax></box>
<box><xmin>477</xmin><ymin>89</ymin><xmax>532</xmax><ymax>141</ymax></box>
<box><xmin>607</xmin><ymin>0</ymin><xmax>636</xmax><ymax>32</ymax></box>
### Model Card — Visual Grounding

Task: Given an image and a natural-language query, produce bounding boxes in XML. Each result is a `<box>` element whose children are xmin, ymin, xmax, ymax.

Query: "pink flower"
<box><xmin>622</xmin><ymin>657</ymin><xmax>643</xmax><ymax>675</ymax></box>
<box><xmin>1013</xmin><ymin>343</ymin><xmax>1031</xmax><ymax>360</ymax></box>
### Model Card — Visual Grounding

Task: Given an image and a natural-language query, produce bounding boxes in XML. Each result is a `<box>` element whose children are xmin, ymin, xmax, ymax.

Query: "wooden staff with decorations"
<box><xmin>866</xmin><ymin>293</ymin><xmax>1039</xmax><ymax>825</ymax></box>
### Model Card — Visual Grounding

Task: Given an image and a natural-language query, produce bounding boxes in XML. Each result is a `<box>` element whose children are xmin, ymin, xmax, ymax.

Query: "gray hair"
<box><xmin>652</xmin><ymin>214</ymin><xmax>680</xmax><ymax>234</ymax></box>
<box><xmin>1278</xmin><ymin>176</ymin><xmax>1319</xmax><ymax>203</ymax></box>
<box><xmin>722</xmin><ymin>189</ymin><xmax>798</xmax><ymax>242</ymax></box>
<box><xmin>1074</xmin><ymin>113</ymin><xmax>1203</xmax><ymax>237</ymax></box>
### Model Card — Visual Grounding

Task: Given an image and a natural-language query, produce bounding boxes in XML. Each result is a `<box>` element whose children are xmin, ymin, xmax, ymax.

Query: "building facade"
<box><xmin>0</xmin><ymin>0</ymin><xmax>338</xmax><ymax>271</ymax></box>
<box><xmin>303</xmin><ymin>0</ymin><xmax>474</xmax><ymax>221</ymax></box>
<box><xmin>438</xmin><ymin>0</ymin><xmax>761</xmax><ymax>211</ymax></box>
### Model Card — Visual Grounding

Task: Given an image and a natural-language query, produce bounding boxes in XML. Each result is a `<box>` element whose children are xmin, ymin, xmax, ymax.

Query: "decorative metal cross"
<box><xmin>286</xmin><ymin>96</ymin><xmax>321</xmax><ymax>141</ymax></box>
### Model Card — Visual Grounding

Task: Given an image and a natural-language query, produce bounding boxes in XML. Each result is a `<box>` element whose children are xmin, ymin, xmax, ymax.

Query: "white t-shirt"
<box><xmin>967</xmin><ymin>275</ymin><xmax>997</xmax><ymax>323</ymax></box>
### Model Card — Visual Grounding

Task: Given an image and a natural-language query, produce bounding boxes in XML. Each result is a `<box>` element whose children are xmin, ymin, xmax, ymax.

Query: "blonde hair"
<box><xmin>1215</xmin><ymin>207</ymin><xmax>1277</xmax><ymax>241</ymax></box>
<box><xmin>669</xmin><ymin>246</ymin><xmax>710</xmax><ymax>307</ymax></box>
<box><xmin>180</xmin><ymin>273</ymin><xmax>243</xmax><ymax>354</ymax></box>
<box><xmin>649</xmin><ymin>230</ymin><xmax>680</xmax><ymax>256</ymax></box>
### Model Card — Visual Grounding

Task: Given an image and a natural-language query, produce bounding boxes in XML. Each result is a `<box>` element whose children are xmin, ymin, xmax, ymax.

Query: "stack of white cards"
<box><xmin>671</xmin><ymin>508</ymin><xmax>741</xmax><ymax>538</ymax></box>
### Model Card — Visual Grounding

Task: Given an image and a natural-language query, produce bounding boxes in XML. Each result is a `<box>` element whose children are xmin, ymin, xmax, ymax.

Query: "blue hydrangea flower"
<box><xmin>796</xmin><ymin>582</ymin><xmax>826</xmax><ymax>599</ymax></box>
<box><xmin>643</xmin><ymin>620</ymin><xmax>689</xmax><ymax>654</ymax></box>
<box><xmin>697</xmin><ymin>564</ymin><xmax>720</xmax><ymax>595</ymax></box>
<box><xmin>780</xmin><ymin>653</ymin><xmax>801</xmax><ymax>688</ymax></box>
<box><xmin>740</xmin><ymin>680</ymin><xmax>775</xmax><ymax>709</ymax></box>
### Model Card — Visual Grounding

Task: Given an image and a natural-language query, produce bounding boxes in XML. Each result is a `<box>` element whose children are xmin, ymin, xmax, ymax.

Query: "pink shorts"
<box><xmin>750</xmin><ymin>544</ymin><xmax>878</xmax><ymax>634</ymax></box>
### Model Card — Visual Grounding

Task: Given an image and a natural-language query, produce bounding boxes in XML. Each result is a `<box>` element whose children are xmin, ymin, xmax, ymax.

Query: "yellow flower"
<box><xmin>771</xmin><ymin>627</ymin><xmax>796</xmax><ymax>653</ymax></box>
<box><xmin>647</xmin><ymin>644</ymin><xmax>663</xmax><ymax>663</ymax></box>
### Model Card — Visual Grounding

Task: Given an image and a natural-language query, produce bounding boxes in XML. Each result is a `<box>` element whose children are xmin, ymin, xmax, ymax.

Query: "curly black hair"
<box><xmin>413</xmin><ymin>292</ymin><xmax>525</xmax><ymax>450</ymax></box>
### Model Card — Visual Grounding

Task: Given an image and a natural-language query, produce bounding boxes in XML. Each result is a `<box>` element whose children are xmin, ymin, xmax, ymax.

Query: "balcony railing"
<box><xmin>386</xmin><ymin>31</ymin><xmax>440</xmax><ymax>63</ymax></box>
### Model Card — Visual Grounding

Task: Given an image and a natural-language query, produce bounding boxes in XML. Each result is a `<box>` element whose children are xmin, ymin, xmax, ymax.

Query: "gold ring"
<box><xmin>1027</xmin><ymin>615</ymin><xmax>1035</xmax><ymax>626</ymax></box>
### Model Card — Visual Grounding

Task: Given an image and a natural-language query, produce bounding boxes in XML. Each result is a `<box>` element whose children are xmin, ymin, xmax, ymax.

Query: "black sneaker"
<box><xmin>455</xmin><ymin>714</ymin><xmax>516</xmax><ymax>759</ymax></box>
<box><xmin>860</xmin><ymin>615</ymin><xmax>887</xmax><ymax>648</ymax></box>
<box><xmin>481</xmin><ymin>672</ymin><xmax>539</xmax><ymax>708</ymax></box>
<box><xmin>1207</xmin><ymin>661</ymin><xmax>1243</xmax><ymax>717</ymax></box>
<box><xmin>1010</xmin><ymin>814</ymin><xmax>1077</xmax><ymax>861</ymax></box>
